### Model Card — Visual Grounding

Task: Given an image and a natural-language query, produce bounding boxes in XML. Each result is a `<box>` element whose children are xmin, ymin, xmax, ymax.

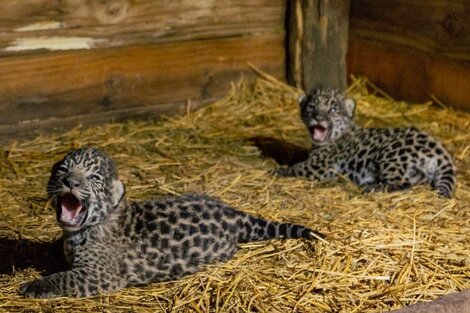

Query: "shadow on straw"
<box><xmin>248</xmin><ymin>136</ymin><xmax>310</xmax><ymax>166</ymax></box>
<box><xmin>0</xmin><ymin>236</ymin><xmax>67</xmax><ymax>275</ymax></box>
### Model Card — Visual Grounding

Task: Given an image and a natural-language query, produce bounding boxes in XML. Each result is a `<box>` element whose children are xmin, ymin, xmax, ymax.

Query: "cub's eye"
<box><xmin>88</xmin><ymin>174</ymin><xmax>101</xmax><ymax>181</ymax></box>
<box><xmin>329</xmin><ymin>106</ymin><xmax>338</xmax><ymax>113</ymax></box>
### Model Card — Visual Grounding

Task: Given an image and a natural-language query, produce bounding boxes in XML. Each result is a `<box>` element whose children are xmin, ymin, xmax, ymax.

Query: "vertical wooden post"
<box><xmin>287</xmin><ymin>0</ymin><xmax>351</xmax><ymax>92</ymax></box>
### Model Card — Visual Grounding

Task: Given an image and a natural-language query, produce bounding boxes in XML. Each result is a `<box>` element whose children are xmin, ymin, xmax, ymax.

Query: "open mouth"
<box><xmin>309</xmin><ymin>125</ymin><xmax>331</xmax><ymax>143</ymax></box>
<box><xmin>58</xmin><ymin>193</ymin><xmax>87</xmax><ymax>229</ymax></box>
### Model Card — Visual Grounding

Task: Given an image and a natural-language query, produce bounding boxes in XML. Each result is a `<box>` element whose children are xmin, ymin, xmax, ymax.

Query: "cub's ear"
<box><xmin>112</xmin><ymin>179</ymin><xmax>125</xmax><ymax>207</ymax></box>
<box><xmin>344</xmin><ymin>98</ymin><xmax>356</xmax><ymax>118</ymax></box>
<box><xmin>298</xmin><ymin>94</ymin><xmax>308</xmax><ymax>109</ymax></box>
<box><xmin>50</xmin><ymin>160</ymin><xmax>62</xmax><ymax>175</ymax></box>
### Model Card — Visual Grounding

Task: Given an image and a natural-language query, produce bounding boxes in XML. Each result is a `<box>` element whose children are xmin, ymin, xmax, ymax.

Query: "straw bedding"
<box><xmin>0</xmin><ymin>73</ymin><xmax>469</xmax><ymax>312</ymax></box>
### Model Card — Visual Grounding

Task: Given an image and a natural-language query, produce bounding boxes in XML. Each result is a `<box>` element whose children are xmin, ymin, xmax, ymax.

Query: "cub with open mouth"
<box><xmin>310</xmin><ymin>124</ymin><xmax>331</xmax><ymax>144</ymax></box>
<box><xmin>58</xmin><ymin>193</ymin><xmax>87</xmax><ymax>230</ymax></box>
<box><xmin>273</xmin><ymin>87</ymin><xmax>456</xmax><ymax>198</ymax></box>
<box><xmin>20</xmin><ymin>147</ymin><xmax>323</xmax><ymax>298</ymax></box>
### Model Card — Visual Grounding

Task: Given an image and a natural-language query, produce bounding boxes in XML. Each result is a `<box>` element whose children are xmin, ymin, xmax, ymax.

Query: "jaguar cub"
<box><xmin>21</xmin><ymin>148</ymin><xmax>322</xmax><ymax>298</ymax></box>
<box><xmin>275</xmin><ymin>88</ymin><xmax>456</xmax><ymax>197</ymax></box>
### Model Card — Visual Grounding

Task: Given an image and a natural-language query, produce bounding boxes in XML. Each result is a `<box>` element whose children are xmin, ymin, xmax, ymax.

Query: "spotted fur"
<box><xmin>20</xmin><ymin>148</ymin><xmax>323</xmax><ymax>298</ymax></box>
<box><xmin>275</xmin><ymin>88</ymin><xmax>456</xmax><ymax>197</ymax></box>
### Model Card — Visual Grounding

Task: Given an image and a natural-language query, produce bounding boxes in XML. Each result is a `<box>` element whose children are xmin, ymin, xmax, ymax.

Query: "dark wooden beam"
<box><xmin>287</xmin><ymin>0</ymin><xmax>350</xmax><ymax>92</ymax></box>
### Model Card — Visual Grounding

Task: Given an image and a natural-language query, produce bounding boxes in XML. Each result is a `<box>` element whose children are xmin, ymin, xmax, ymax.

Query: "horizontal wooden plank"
<box><xmin>349</xmin><ymin>0</ymin><xmax>470</xmax><ymax>61</ymax></box>
<box><xmin>0</xmin><ymin>99</ymin><xmax>210</xmax><ymax>145</ymax></box>
<box><xmin>0</xmin><ymin>35</ymin><xmax>285</xmax><ymax>144</ymax></box>
<box><xmin>347</xmin><ymin>38</ymin><xmax>470</xmax><ymax>111</ymax></box>
<box><xmin>0</xmin><ymin>0</ymin><xmax>285</xmax><ymax>55</ymax></box>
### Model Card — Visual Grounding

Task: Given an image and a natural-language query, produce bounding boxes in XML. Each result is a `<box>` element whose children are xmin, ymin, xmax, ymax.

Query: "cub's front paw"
<box><xmin>360</xmin><ymin>183</ymin><xmax>384</xmax><ymax>194</ymax></box>
<box><xmin>20</xmin><ymin>278</ymin><xmax>58</xmax><ymax>299</ymax></box>
<box><xmin>271</xmin><ymin>167</ymin><xmax>290</xmax><ymax>176</ymax></box>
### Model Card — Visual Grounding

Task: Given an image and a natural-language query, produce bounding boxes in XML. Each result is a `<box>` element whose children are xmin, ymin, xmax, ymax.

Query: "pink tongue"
<box><xmin>61</xmin><ymin>194</ymin><xmax>82</xmax><ymax>224</ymax></box>
<box><xmin>312</xmin><ymin>126</ymin><xmax>328</xmax><ymax>142</ymax></box>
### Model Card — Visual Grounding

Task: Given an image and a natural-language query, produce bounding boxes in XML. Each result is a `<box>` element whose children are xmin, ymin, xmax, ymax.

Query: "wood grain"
<box><xmin>286</xmin><ymin>0</ymin><xmax>350</xmax><ymax>92</ymax></box>
<box><xmin>347</xmin><ymin>38</ymin><xmax>470</xmax><ymax>111</ymax></box>
<box><xmin>349</xmin><ymin>0</ymin><xmax>470</xmax><ymax>61</ymax></box>
<box><xmin>0</xmin><ymin>0</ymin><xmax>285</xmax><ymax>55</ymax></box>
<box><xmin>0</xmin><ymin>0</ymin><xmax>287</xmax><ymax>144</ymax></box>
<box><xmin>0</xmin><ymin>35</ymin><xmax>285</xmax><ymax>143</ymax></box>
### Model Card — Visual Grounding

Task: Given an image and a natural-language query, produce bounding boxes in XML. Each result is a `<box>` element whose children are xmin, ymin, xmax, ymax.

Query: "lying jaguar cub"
<box><xmin>275</xmin><ymin>88</ymin><xmax>456</xmax><ymax>197</ymax></box>
<box><xmin>21</xmin><ymin>148</ymin><xmax>322</xmax><ymax>298</ymax></box>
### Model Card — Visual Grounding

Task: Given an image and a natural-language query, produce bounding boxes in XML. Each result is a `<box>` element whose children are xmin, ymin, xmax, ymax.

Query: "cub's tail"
<box><xmin>430</xmin><ymin>149</ymin><xmax>456</xmax><ymax>198</ymax></box>
<box><xmin>432</xmin><ymin>162</ymin><xmax>456</xmax><ymax>198</ymax></box>
<box><xmin>237</xmin><ymin>215</ymin><xmax>324</xmax><ymax>243</ymax></box>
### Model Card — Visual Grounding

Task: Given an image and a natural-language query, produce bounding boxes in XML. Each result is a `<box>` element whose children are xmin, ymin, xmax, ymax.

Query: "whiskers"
<box><xmin>73</xmin><ymin>189</ymin><xmax>88</xmax><ymax>201</ymax></box>
<box><xmin>46</xmin><ymin>181</ymin><xmax>89</xmax><ymax>204</ymax></box>
<box><xmin>46</xmin><ymin>182</ymin><xmax>63</xmax><ymax>199</ymax></box>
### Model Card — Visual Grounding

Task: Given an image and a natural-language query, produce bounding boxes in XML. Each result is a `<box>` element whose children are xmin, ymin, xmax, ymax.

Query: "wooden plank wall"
<box><xmin>0</xmin><ymin>0</ymin><xmax>286</xmax><ymax>143</ymax></box>
<box><xmin>348</xmin><ymin>0</ymin><xmax>470</xmax><ymax>111</ymax></box>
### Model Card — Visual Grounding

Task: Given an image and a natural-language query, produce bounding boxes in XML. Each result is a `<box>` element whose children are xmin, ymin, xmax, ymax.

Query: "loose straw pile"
<box><xmin>0</xmin><ymin>73</ymin><xmax>468</xmax><ymax>312</ymax></box>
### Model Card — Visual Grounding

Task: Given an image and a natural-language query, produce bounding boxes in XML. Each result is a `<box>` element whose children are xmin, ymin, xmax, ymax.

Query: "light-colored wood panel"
<box><xmin>0</xmin><ymin>35</ymin><xmax>285</xmax><ymax>140</ymax></box>
<box><xmin>349</xmin><ymin>0</ymin><xmax>470</xmax><ymax>61</ymax></box>
<box><xmin>347</xmin><ymin>38</ymin><xmax>470</xmax><ymax>111</ymax></box>
<box><xmin>0</xmin><ymin>0</ymin><xmax>285</xmax><ymax>55</ymax></box>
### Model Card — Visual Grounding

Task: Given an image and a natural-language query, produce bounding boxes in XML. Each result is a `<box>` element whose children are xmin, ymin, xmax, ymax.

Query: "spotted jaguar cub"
<box><xmin>275</xmin><ymin>88</ymin><xmax>456</xmax><ymax>197</ymax></box>
<box><xmin>20</xmin><ymin>148</ymin><xmax>322</xmax><ymax>298</ymax></box>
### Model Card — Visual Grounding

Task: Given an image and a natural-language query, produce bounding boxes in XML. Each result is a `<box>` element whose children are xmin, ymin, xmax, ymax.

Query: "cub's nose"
<box><xmin>64</xmin><ymin>175</ymin><xmax>82</xmax><ymax>189</ymax></box>
<box><xmin>315</xmin><ymin>115</ymin><xmax>325</xmax><ymax>122</ymax></box>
